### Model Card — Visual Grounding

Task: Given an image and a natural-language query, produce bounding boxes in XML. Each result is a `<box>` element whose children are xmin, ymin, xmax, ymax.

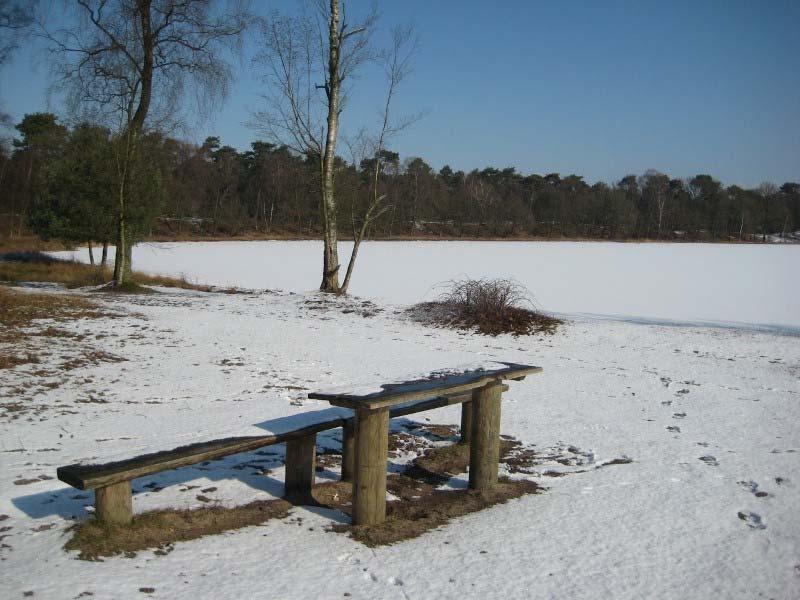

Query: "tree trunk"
<box><xmin>319</xmin><ymin>0</ymin><xmax>343</xmax><ymax>293</ymax></box>
<box><xmin>112</xmin><ymin>182</ymin><xmax>128</xmax><ymax>286</ymax></box>
<box><xmin>340</xmin><ymin>234</ymin><xmax>362</xmax><ymax>293</ymax></box>
<box><xmin>112</xmin><ymin>1</ymin><xmax>154</xmax><ymax>287</ymax></box>
<box><xmin>88</xmin><ymin>241</ymin><xmax>95</xmax><ymax>265</ymax></box>
<box><xmin>123</xmin><ymin>238</ymin><xmax>133</xmax><ymax>282</ymax></box>
<box><xmin>269</xmin><ymin>200</ymin><xmax>274</xmax><ymax>233</ymax></box>
<box><xmin>101</xmin><ymin>241</ymin><xmax>109</xmax><ymax>267</ymax></box>
<box><xmin>657</xmin><ymin>200</ymin><xmax>664</xmax><ymax>240</ymax></box>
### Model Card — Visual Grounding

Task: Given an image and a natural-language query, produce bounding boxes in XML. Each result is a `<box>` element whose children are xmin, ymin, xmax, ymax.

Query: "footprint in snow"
<box><xmin>739</xmin><ymin>480</ymin><xmax>758</xmax><ymax>493</ymax></box>
<box><xmin>738</xmin><ymin>480</ymin><xmax>769</xmax><ymax>497</ymax></box>
<box><xmin>737</xmin><ymin>511</ymin><xmax>766</xmax><ymax>530</ymax></box>
<box><xmin>699</xmin><ymin>455</ymin><xmax>719</xmax><ymax>466</ymax></box>
<box><xmin>672</xmin><ymin>412</ymin><xmax>687</xmax><ymax>419</ymax></box>
<box><xmin>666</xmin><ymin>425</ymin><xmax>681</xmax><ymax>433</ymax></box>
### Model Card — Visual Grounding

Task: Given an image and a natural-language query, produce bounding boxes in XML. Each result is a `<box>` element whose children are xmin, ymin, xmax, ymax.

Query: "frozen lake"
<box><xmin>54</xmin><ymin>240</ymin><xmax>800</xmax><ymax>329</ymax></box>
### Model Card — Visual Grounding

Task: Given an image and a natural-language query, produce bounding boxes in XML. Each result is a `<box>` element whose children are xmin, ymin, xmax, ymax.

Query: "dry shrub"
<box><xmin>412</xmin><ymin>278</ymin><xmax>562</xmax><ymax>336</ymax></box>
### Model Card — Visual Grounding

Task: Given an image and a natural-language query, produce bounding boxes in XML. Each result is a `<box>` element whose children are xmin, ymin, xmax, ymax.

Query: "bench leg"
<box><xmin>285</xmin><ymin>434</ymin><xmax>316</xmax><ymax>503</ymax></box>
<box><xmin>459</xmin><ymin>400</ymin><xmax>473</xmax><ymax>445</ymax></box>
<box><xmin>353</xmin><ymin>407</ymin><xmax>389</xmax><ymax>526</ymax></box>
<box><xmin>95</xmin><ymin>481</ymin><xmax>132</xmax><ymax>525</ymax></box>
<box><xmin>468</xmin><ymin>381</ymin><xmax>503</xmax><ymax>491</ymax></box>
<box><xmin>341</xmin><ymin>419</ymin><xmax>355</xmax><ymax>482</ymax></box>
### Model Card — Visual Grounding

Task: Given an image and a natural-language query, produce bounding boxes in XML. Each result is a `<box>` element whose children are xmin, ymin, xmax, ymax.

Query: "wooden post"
<box><xmin>341</xmin><ymin>419</ymin><xmax>355</xmax><ymax>482</ymax></box>
<box><xmin>285</xmin><ymin>434</ymin><xmax>316</xmax><ymax>503</ymax></box>
<box><xmin>468</xmin><ymin>381</ymin><xmax>503</xmax><ymax>491</ymax></box>
<box><xmin>460</xmin><ymin>400</ymin><xmax>473</xmax><ymax>445</ymax></box>
<box><xmin>95</xmin><ymin>481</ymin><xmax>132</xmax><ymax>525</ymax></box>
<box><xmin>353</xmin><ymin>407</ymin><xmax>389</xmax><ymax>526</ymax></box>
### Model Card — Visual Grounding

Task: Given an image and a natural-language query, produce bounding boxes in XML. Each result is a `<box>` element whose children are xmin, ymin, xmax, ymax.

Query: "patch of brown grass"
<box><xmin>0</xmin><ymin>352</ymin><xmax>41</xmax><ymax>369</ymax></box>
<box><xmin>134</xmin><ymin>273</ymin><xmax>213</xmax><ymax>292</ymax></box>
<box><xmin>343</xmin><ymin>478</ymin><xmax>539</xmax><ymax>546</ymax></box>
<box><xmin>0</xmin><ymin>287</ymin><xmax>116</xmax><ymax>372</ymax></box>
<box><xmin>0</xmin><ymin>253</ymin><xmax>213</xmax><ymax>292</ymax></box>
<box><xmin>66</xmin><ymin>499</ymin><xmax>292</xmax><ymax>560</ymax></box>
<box><xmin>0</xmin><ymin>259</ymin><xmax>109</xmax><ymax>288</ymax></box>
<box><xmin>321</xmin><ymin>433</ymin><xmax>542</xmax><ymax>546</ymax></box>
<box><xmin>0</xmin><ymin>287</ymin><xmax>106</xmax><ymax>328</ymax></box>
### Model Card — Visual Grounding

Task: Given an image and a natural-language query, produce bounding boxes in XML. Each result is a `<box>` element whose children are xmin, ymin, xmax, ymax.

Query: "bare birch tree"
<box><xmin>339</xmin><ymin>24</ymin><xmax>417</xmax><ymax>293</ymax></box>
<box><xmin>253</xmin><ymin>0</ymin><xmax>377</xmax><ymax>293</ymax></box>
<box><xmin>42</xmin><ymin>0</ymin><xmax>249</xmax><ymax>286</ymax></box>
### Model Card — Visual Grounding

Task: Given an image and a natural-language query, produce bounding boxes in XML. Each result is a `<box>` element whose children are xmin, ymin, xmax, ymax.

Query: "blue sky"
<box><xmin>1</xmin><ymin>0</ymin><xmax>798</xmax><ymax>187</ymax></box>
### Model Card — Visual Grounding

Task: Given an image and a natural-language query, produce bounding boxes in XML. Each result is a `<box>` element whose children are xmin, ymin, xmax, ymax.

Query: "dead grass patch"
<box><xmin>66</xmin><ymin>499</ymin><xmax>292</xmax><ymax>561</ymax></box>
<box><xmin>0</xmin><ymin>352</ymin><xmax>41</xmax><ymax>369</ymax></box>
<box><xmin>321</xmin><ymin>432</ymin><xmax>542</xmax><ymax>546</ymax></box>
<box><xmin>341</xmin><ymin>478</ymin><xmax>539</xmax><ymax>546</ymax></box>
<box><xmin>61</xmin><ymin>350</ymin><xmax>126</xmax><ymax>371</ymax></box>
<box><xmin>0</xmin><ymin>252</ymin><xmax>213</xmax><ymax>292</ymax></box>
<box><xmin>0</xmin><ymin>287</ymin><xmax>114</xmax><ymax>371</ymax></box>
<box><xmin>0</xmin><ymin>286</ymin><xmax>104</xmax><ymax>329</ymax></box>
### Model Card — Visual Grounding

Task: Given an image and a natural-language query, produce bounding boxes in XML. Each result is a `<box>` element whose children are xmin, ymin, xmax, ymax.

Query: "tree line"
<box><xmin>2</xmin><ymin>112</ymin><xmax>798</xmax><ymax>250</ymax></box>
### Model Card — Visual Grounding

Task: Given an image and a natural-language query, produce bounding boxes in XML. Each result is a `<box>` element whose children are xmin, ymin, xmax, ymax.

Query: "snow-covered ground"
<box><xmin>53</xmin><ymin>240</ymin><xmax>800</xmax><ymax>329</ymax></box>
<box><xmin>2</xmin><ymin>242</ymin><xmax>798</xmax><ymax>599</ymax></box>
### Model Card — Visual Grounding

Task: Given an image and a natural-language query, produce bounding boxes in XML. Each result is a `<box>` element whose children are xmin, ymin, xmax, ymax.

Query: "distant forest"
<box><xmin>2</xmin><ymin>113</ymin><xmax>799</xmax><ymax>245</ymax></box>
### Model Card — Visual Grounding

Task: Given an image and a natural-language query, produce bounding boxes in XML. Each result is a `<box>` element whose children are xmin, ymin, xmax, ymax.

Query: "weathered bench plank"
<box><xmin>309</xmin><ymin>362</ymin><xmax>540</xmax><ymax>410</ymax></box>
<box><xmin>57</xmin><ymin>417</ymin><xmax>345</xmax><ymax>491</ymax></box>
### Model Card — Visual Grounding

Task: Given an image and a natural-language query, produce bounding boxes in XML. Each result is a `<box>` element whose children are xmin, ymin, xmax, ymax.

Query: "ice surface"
<box><xmin>52</xmin><ymin>240</ymin><xmax>800</xmax><ymax>328</ymax></box>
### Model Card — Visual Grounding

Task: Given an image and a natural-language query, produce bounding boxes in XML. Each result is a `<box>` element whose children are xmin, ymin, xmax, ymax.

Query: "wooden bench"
<box><xmin>57</xmin><ymin>362</ymin><xmax>540</xmax><ymax>526</ymax></box>
<box><xmin>309</xmin><ymin>361</ymin><xmax>540</xmax><ymax>525</ymax></box>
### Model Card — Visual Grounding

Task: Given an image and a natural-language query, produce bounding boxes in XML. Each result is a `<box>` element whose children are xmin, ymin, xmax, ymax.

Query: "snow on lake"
<box><xmin>54</xmin><ymin>240</ymin><xmax>800</xmax><ymax>329</ymax></box>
